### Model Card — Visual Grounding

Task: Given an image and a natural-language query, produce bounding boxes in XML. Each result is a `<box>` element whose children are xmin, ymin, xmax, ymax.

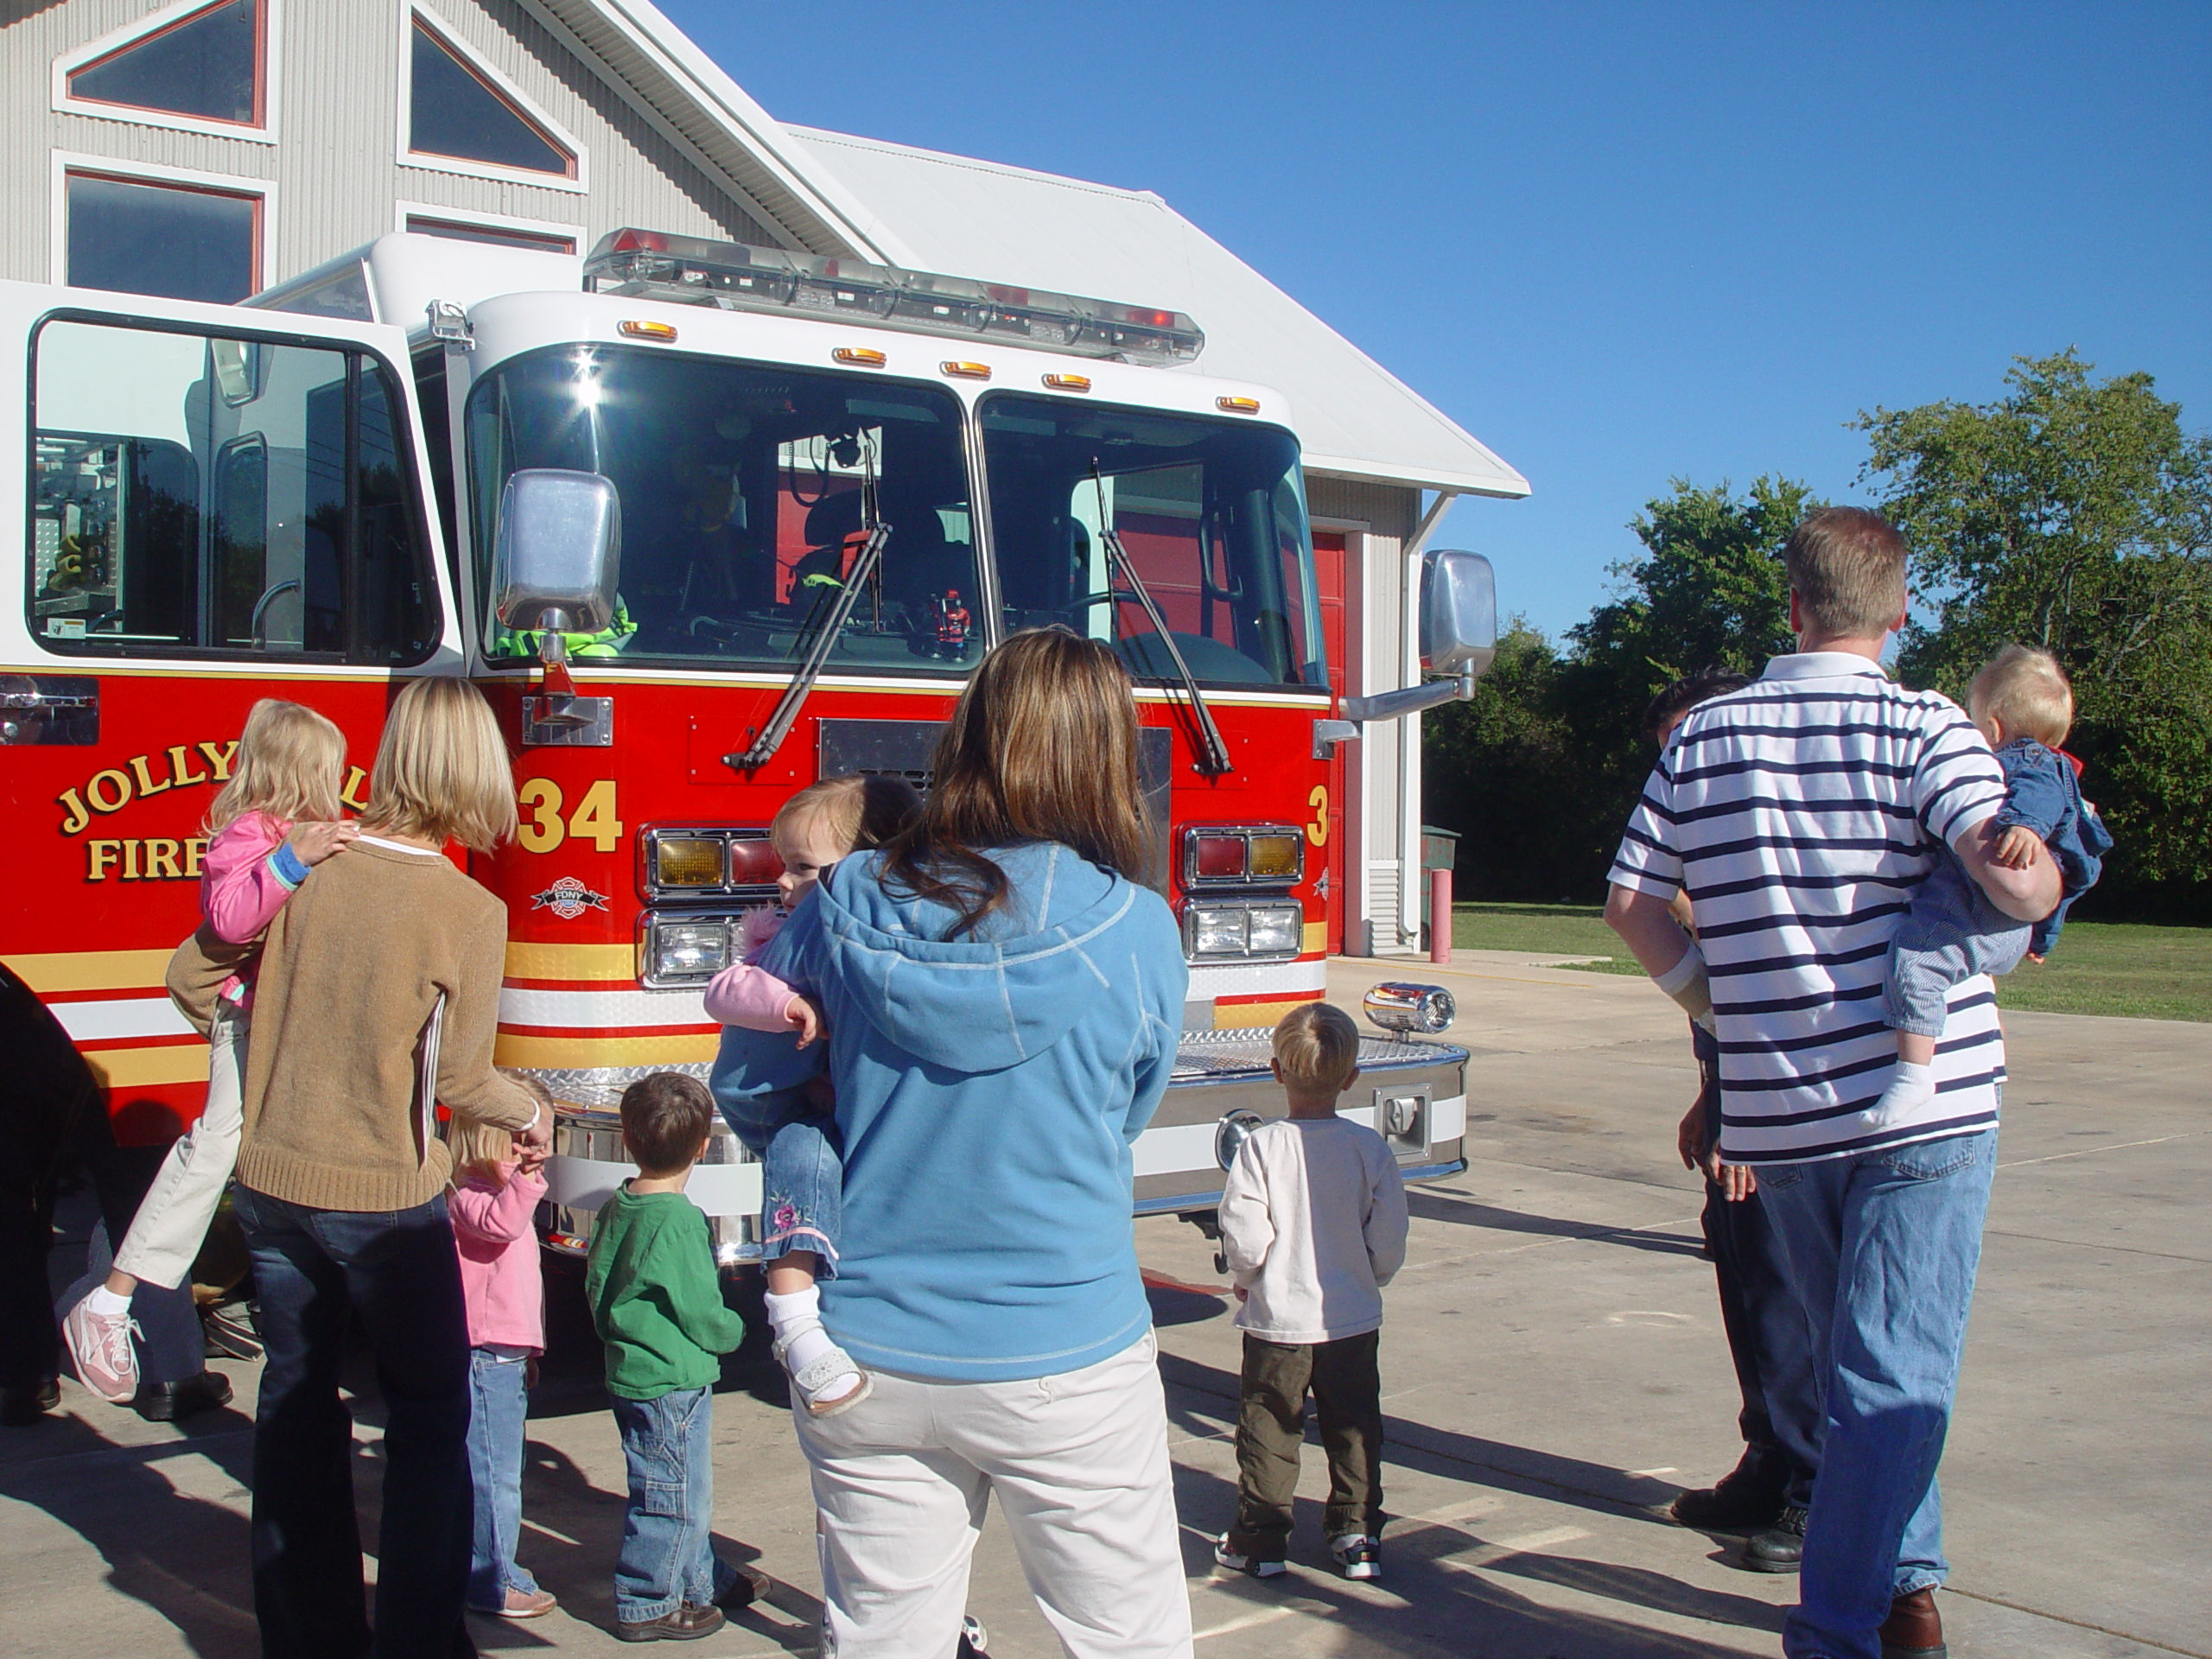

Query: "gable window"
<box><xmin>406</xmin><ymin>15</ymin><xmax>577</xmax><ymax>182</ymax></box>
<box><xmin>54</xmin><ymin>0</ymin><xmax>276</xmax><ymax>141</ymax></box>
<box><xmin>64</xmin><ymin>167</ymin><xmax>264</xmax><ymax>304</ymax></box>
<box><xmin>403</xmin><ymin>212</ymin><xmax>577</xmax><ymax>255</ymax></box>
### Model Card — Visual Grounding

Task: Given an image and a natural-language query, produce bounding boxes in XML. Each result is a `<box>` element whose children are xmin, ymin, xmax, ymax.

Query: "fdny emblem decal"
<box><xmin>531</xmin><ymin>876</ymin><xmax>610</xmax><ymax>920</ymax></box>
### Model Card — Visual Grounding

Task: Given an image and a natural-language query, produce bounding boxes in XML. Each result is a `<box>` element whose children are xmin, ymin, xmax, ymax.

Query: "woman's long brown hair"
<box><xmin>880</xmin><ymin>627</ymin><xmax>1149</xmax><ymax>938</ymax></box>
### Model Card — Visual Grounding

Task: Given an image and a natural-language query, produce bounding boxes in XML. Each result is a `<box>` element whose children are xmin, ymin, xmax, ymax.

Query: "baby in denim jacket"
<box><xmin>1870</xmin><ymin>645</ymin><xmax>2113</xmax><ymax>1126</ymax></box>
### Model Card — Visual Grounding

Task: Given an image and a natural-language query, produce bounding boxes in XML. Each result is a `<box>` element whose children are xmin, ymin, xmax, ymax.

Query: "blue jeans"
<box><xmin>718</xmin><ymin>1091</ymin><xmax>842</xmax><ymax>1272</ymax></box>
<box><xmin>1758</xmin><ymin>1128</ymin><xmax>1998</xmax><ymax>1659</ymax></box>
<box><xmin>466</xmin><ymin>1346</ymin><xmax>541</xmax><ymax>1610</ymax></box>
<box><xmin>612</xmin><ymin>1386</ymin><xmax>741</xmax><ymax>1622</ymax></box>
<box><xmin>234</xmin><ymin>1185</ymin><xmax>476</xmax><ymax>1659</ymax></box>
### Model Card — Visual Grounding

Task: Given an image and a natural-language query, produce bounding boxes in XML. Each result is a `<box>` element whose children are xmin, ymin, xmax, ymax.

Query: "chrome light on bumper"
<box><xmin>1363</xmin><ymin>982</ymin><xmax>1456</xmax><ymax>1033</ymax></box>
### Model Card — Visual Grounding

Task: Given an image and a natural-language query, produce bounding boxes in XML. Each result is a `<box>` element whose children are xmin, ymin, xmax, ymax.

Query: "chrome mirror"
<box><xmin>490</xmin><ymin>469</ymin><xmax>621</xmax><ymax>636</ymax></box>
<box><xmin>1419</xmin><ymin>549</ymin><xmax>1496</xmax><ymax>679</ymax></box>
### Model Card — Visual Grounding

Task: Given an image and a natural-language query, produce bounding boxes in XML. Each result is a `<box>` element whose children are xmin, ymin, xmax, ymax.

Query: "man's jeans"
<box><xmin>466</xmin><ymin>1346</ymin><xmax>543</xmax><ymax>1611</ymax></box>
<box><xmin>1758</xmin><ymin>1128</ymin><xmax>1997</xmax><ymax>1659</ymax></box>
<box><xmin>612</xmin><ymin>1386</ymin><xmax>741</xmax><ymax>1623</ymax></box>
<box><xmin>234</xmin><ymin>1185</ymin><xmax>477</xmax><ymax>1659</ymax></box>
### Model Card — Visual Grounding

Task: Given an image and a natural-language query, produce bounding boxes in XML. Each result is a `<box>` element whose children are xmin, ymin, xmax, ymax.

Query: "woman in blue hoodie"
<box><xmin>712</xmin><ymin>627</ymin><xmax>1193</xmax><ymax>1656</ymax></box>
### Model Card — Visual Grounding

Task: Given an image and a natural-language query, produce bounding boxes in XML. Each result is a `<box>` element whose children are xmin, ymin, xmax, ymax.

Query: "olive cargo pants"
<box><xmin>1227</xmin><ymin>1329</ymin><xmax>1384</xmax><ymax>1554</ymax></box>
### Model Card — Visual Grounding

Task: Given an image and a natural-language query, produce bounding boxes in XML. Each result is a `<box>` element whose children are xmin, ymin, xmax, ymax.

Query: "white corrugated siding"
<box><xmin>4</xmin><ymin>0</ymin><xmax>784</xmax><ymax>289</ymax></box>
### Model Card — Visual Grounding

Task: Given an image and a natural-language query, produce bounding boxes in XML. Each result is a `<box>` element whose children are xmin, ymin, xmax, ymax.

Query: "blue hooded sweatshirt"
<box><xmin>709</xmin><ymin>842</ymin><xmax>1188</xmax><ymax>1382</ymax></box>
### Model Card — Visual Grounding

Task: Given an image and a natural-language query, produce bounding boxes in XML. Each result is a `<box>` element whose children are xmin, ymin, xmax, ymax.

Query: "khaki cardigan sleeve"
<box><xmin>437</xmin><ymin>911</ymin><xmax>538</xmax><ymax>1132</ymax></box>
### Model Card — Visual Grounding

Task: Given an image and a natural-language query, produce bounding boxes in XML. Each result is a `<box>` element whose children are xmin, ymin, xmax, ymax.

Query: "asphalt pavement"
<box><xmin>2</xmin><ymin>950</ymin><xmax>2204</xmax><ymax>1658</ymax></box>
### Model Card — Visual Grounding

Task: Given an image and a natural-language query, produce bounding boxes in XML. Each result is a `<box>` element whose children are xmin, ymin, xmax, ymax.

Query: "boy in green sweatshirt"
<box><xmin>586</xmin><ymin>1072</ymin><xmax>753</xmax><ymax>1643</ymax></box>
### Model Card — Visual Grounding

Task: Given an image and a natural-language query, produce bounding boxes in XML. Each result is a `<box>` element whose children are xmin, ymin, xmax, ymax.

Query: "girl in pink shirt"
<box><xmin>64</xmin><ymin>700</ymin><xmax>356</xmax><ymax>1406</ymax></box>
<box><xmin>448</xmin><ymin>1098</ymin><xmax>556</xmax><ymax>1619</ymax></box>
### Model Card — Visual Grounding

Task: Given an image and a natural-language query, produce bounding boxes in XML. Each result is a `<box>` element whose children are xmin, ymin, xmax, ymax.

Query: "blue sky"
<box><xmin>661</xmin><ymin>1</ymin><xmax>2210</xmax><ymax>642</ymax></box>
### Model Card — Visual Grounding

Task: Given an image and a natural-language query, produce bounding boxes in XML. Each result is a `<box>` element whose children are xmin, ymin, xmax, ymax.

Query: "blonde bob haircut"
<box><xmin>1272</xmin><ymin>1001</ymin><xmax>1361</xmax><ymax>1092</ymax></box>
<box><xmin>206</xmin><ymin>698</ymin><xmax>347</xmax><ymax>835</ymax></box>
<box><xmin>1783</xmin><ymin>506</ymin><xmax>1910</xmax><ymax>643</ymax></box>
<box><xmin>364</xmin><ymin>677</ymin><xmax>518</xmax><ymax>854</ymax></box>
<box><xmin>1969</xmin><ymin>644</ymin><xmax>2075</xmax><ymax>749</ymax></box>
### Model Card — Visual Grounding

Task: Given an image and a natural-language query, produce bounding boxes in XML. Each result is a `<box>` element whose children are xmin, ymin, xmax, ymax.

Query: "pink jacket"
<box><xmin>702</xmin><ymin>907</ymin><xmax>804</xmax><ymax>1031</ymax></box>
<box><xmin>201</xmin><ymin>811</ymin><xmax>297</xmax><ymax>1005</ymax></box>
<box><xmin>449</xmin><ymin>1163</ymin><xmax>549</xmax><ymax>1352</ymax></box>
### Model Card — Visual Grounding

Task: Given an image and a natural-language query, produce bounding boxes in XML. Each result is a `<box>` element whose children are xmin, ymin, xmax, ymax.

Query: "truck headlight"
<box><xmin>1245</xmin><ymin>904</ymin><xmax>1301</xmax><ymax>956</ymax></box>
<box><xmin>1189</xmin><ymin>906</ymin><xmax>1249</xmax><ymax>957</ymax></box>
<box><xmin>1184</xmin><ymin>900</ymin><xmax>1303</xmax><ymax>961</ymax></box>
<box><xmin>645</xmin><ymin>917</ymin><xmax>731</xmax><ymax>982</ymax></box>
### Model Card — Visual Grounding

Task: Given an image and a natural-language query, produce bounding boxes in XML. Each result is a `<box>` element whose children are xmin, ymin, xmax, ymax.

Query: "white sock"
<box><xmin>763</xmin><ymin>1287</ymin><xmax>861</xmax><ymax>1400</ymax></box>
<box><xmin>86</xmin><ymin>1284</ymin><xmax>132</xmax><ymax>1319</ymax></box>
<box><xmin>1867</xmin><ymin>1060</ymin><xmax>1937</xmax><ymax>1128</ymax></box>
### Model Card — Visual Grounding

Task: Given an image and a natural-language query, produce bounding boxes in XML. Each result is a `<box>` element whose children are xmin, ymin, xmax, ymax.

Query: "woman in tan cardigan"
<box><xmin>230</xmin><ymin>677</ymin><xmax>547</xmax><ymax>1659</ymax></box>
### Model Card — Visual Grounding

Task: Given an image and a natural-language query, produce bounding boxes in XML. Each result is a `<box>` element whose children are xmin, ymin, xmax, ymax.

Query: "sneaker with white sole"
<box><xmin>62</xmin><ymin>1296</ymin><xmax>139</xmax><ymax>1403</ymax></box>
<box><xmin>1213</xmin><ymin>1532</ymin><xmax>1287</xmax><ymax>1579</ymax></box>
<box><xmin>957</xmin><ymin>1614</ymin><xmax>989</xmax><ymax>1656</ymax></box>
<box><xmin>1329</xmin><ymin>1532</ymin><xmax>1382</xmax><ymax>1580</ymax></box>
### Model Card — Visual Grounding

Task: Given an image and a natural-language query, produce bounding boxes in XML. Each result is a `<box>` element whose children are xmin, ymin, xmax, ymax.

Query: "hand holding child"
<box><xmin>1992</xmin><ymin>823</ymin><xmax>2042</xmax><ymax>870</ymax></box>
<box><xmin>288</xmin><ymin>819</ymin><xmax>359</xmax><ymax>866</ymax></box>
<box><xmin>786</xmin><ymin>993</ymin><xmax>827</xmax><ymax>1049</ymax></box>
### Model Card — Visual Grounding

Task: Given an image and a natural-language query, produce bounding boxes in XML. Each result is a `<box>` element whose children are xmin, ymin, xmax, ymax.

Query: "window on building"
<box><xmin>404</xmin><ymin>213</ymin><xmax>576</xmax><ymax>254</ymax></box>
<box><xmin>66</xmin><ymin>170</ymin><xmax>262</xmax><ymax>304</ymax></box>
<box><xmin>408</xmin><ymin>17</ymin><xmax>575</xmax><ymax>177</ymax></box>
<box><xmin>29</xmin><ymin>319</ymin><xmax>439</xmax><ymax>665</ymax></box>
<box><xmin>66</xmin><ymin>0</ymin><xmax>264</xmax><ymax>128</ymax></box>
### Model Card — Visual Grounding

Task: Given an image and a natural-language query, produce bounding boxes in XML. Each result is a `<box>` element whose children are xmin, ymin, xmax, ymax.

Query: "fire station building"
<box><xmin>3</xmin><ymin>0</ymin><xmax>1529</xmax><ymax>959</ymax></box>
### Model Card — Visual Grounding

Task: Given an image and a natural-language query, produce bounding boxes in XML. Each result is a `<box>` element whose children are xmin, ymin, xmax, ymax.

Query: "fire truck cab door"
<box><xmin>1</xmin><ymin>279</ymin><xmax>461</xmax><ymax>1141</ymax></box>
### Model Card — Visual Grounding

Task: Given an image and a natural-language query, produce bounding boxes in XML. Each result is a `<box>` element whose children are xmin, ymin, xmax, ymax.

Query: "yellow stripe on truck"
<box><xmin>494</xmin><ymin>1031</ymin><xmax>721</xmax><ymax>1069</ymax></box>
<box><xmin>503</xmin><ymin>942</ymin><xmax>638</xmax><ymax>982</ymax></box>
<box><xmin>7</xmin><ymin>950</ymin><xmax>175</xmax><ymax>995</ymax></box>
<box><xmin>82</xmin><ymin>1044</ymin><xmax>210</xmax><ymax>1088</ymax></box>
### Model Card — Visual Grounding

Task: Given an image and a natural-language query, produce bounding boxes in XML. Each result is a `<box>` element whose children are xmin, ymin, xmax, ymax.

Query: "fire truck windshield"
<box><xmin>467</xmin><ymin>345</ymin><xmax>980</xmax><ymax>672</ymax></box>
<box><xmin>980</xmin><ymin>395</ymin><xmax>1325</xmax><ymax>690</ymax></box>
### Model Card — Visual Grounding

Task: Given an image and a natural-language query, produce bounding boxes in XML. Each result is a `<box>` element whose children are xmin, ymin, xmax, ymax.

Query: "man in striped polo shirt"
<box><xmin>1605</xmin><ymin>508</ymin><xmax>2059</xmax><ymax>1659</ymax></box>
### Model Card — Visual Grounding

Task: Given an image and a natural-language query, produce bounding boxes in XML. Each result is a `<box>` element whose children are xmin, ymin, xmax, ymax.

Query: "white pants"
<box><xmin>112</xmin><ymin>1001</ymin><xmax>247</xmax><ymax>1290</ymax></box>
<box><xmin>797</xmin><ymin>1330</ymin><xmax>1193</xmax><ymax>1659</ymax></box>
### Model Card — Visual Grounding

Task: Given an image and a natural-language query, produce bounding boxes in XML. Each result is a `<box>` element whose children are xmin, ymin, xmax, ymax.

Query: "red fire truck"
<box><xmin>3</xmin><ymin>229</ymin><xmax>1492</xmax><ymax>1264</ymax></box>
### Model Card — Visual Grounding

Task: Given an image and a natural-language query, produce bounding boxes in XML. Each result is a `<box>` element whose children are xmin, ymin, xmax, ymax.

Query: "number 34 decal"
<box><xmin>517</xmin><ymin>779</ymin><xmax>624</xmax><ymax>854</ymax></box>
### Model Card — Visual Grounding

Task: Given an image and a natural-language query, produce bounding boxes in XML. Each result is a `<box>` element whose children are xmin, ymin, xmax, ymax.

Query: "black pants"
<box><xmin>1229</xmin><ymin>1329</ymin><xmax>1384</xmax><ymax>1554</ymax></box>
<box><xmin>234</xmin><ymin>1185</ymin><xmax>477</xmax><ymax>1659</ymax></box>
<box><xmin>0</xmin><ymin>964</ymin><xmax>202</xmax><ymax>1395</ymax></box>
<box><xmin>1695</xmin><ymin>1024</ymin><xmax>1821</xmax><ymax>1507</ymax></box>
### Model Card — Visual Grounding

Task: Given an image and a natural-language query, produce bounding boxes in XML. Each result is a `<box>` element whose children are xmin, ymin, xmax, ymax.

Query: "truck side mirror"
<box><xmin>489</xmin><ymin>469</ymin><xmax>622</xmax><ymax>637</ymax></box>
<box><xmin>1419</xmin><ymin>549</ymin><xmax>1496</xmax><ymax>680</ymax></box>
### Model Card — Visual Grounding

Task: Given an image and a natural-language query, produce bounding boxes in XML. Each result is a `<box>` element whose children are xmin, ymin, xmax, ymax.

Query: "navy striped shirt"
<box><xmin>1611</xmin><ymin>652</ymin><xmax>2010</xmax><ymax>1162</ymax></box>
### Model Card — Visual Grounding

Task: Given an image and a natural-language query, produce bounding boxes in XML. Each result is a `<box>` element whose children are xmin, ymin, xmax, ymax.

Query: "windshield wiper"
<box><xmin>1091</xmin><ymin>464</ymin><xmax>1232</xmax><ymax>776</ymax></box>
<box><xmin>727</xmin><ymin>446</ymin><xmax>892</xmax><ymax>772</ymax></box>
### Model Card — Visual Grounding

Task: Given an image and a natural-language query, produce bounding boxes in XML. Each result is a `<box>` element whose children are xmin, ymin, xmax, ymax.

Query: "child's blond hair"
<box><xmin>776</xmin><ymin>772</ymin><xmax>924</xmax><ymax>856</ymax></box>
<box><xmin>1968</xmin><ymin>645</ymin><xmax>2074</xmax><ymax>749</ymax></box>
<box><xmin>1272</xmin><ymin>1001</ymin><xmax>1361</xmax><ymax>1093</ymax></box>
<box><xmin>365</xmin><ymin>677</ymin><xmax>518</xmax><ymax>854</ymax></box>
<box><xmin>448</xmin><ymin>1076</ymin><xmax>552</xmax><ymax>1183</ymax></box>
<box><xmin>205</xmin><ymin>699</ymin><xmax>347</xmax><ymax>835</ymax></box>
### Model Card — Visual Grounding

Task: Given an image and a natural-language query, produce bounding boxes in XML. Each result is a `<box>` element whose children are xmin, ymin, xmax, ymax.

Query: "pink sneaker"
<box><xmin>62</xmin><ymin>1295</ymin><xmax>139</xmax><ymax>1403</ymax></box>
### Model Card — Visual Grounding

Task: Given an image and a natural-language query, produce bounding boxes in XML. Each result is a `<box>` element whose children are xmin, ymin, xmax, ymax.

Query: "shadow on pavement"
<box><xmin>1406</xmin><ymin>1188</ymin><xmax>1710</xmax><ymax>1258</ymax></box>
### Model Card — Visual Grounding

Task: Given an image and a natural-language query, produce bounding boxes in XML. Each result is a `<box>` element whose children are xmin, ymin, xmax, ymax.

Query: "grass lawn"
<box><xmin>1451</xmin><ymin>901</ymin><xmax>2212</xmax><ymax>1020</ymax></box>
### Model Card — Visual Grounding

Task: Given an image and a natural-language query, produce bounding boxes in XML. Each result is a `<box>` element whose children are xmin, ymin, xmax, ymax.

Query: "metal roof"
<box><xmin>782</xmin><ymin>126</ymin><xmax>1529</xmax><ymax>499</ymax></box>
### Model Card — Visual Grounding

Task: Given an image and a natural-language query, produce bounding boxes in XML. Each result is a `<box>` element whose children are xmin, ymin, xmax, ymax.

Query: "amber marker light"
<box><xmin>1216</xmin><ymin>396</ymin><xmax>1262</xmax><ymax>414</ymax></box>
<box><xmin>940</xmin><ymin>360</ymin><xmax>992</xmax><ymax>379</ymax></box>
<box><xmin>653</xmin><ymin>837</ymin><xmax>724</xmax><ymax>887</ymax></box>
<box><xmin>833</xmin><ymin>346</ymin><xmax>888</xmax><ymax>366</ymax></box>
<box><xmin>619</xmin><ymin>319</ymin><xmax>678</xmax><ymax>341</ymax></box>
<box><xmin>1042</xmin><ymin>372</ymin><xmax>1092</xmax><ymax>392</ymax></box>
<box><xmin>1247</xmin><ymin>833</ymin><xmax>1303</xmax><ymax>880</ymax></box>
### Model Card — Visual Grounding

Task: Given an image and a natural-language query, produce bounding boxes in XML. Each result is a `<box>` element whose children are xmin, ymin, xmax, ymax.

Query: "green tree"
<box><xmin>1859</xmin><ymin>351</ymin><xmax>2212</xmax><ymax>900</ymax></box>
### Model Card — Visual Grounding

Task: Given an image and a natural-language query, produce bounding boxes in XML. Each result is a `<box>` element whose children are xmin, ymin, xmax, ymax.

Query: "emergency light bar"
<box><xmin>582</xmin><ymin>230</ymin><xmax>1205</xmax><ymax>366</ymax></box>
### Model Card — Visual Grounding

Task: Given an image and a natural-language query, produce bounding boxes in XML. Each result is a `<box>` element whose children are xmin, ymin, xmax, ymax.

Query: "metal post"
<box><xmin>1429</xmin><ymin>866</ymin><xmax>1452</xmax><ymax>965</ymax></box>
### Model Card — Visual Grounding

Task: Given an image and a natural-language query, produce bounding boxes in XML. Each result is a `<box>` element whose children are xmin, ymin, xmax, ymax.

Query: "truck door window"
<box><xmin>28</xmin><ymin>317</ymin><xmax>439</xmax><ymax>664</ymax></box>
<box><xmin>979</xmin><ymin>395</ymin><xmax>1325</xmax><ymax>690</ymax></box>
<box><xmin>468</xmin><ymin>346</ymin><xmax>977</xmax><ymax>674</ymax></box>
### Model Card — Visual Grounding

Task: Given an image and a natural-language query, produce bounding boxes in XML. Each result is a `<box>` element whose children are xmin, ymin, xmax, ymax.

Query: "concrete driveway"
<box><xmin>2</xmin><ymin>952</ymin><xmax>2204</xmax><ymax>1657</ymax></box>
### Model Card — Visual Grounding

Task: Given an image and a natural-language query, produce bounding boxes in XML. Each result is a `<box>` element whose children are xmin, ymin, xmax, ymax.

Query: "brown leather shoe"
<box><xmin>616</xmin><ymin>1603</ymin><xmax>725</xmax><ymax>1642</ymax></box>
<box><xmin>1879</xmin><ymin>1587</ymin><xmax>1946</xmax><ymax>1658</ymax></box>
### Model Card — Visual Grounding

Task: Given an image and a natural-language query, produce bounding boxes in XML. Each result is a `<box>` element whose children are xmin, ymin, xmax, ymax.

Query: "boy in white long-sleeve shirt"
<box><xmin>1213</xmin><ymin>1002</ymin><xmax>1410</xmax><ymax>1583</ymax></box>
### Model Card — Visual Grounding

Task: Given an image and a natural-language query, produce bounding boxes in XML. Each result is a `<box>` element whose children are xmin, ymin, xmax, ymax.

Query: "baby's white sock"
<box><xmin>764</xmin><ymin>1287</ymin><xmax>861</xmax><ymax>1402</ymax></box>
<box><xmin>85</xmin><ymin>1284</ymin><xmax>133</xmax><ymax>1319</ymax></box>
<box><xmin>1866</xmin><ymin>1060</ymin><xmax>1936</xmax><ymax>1128</ymax></box>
